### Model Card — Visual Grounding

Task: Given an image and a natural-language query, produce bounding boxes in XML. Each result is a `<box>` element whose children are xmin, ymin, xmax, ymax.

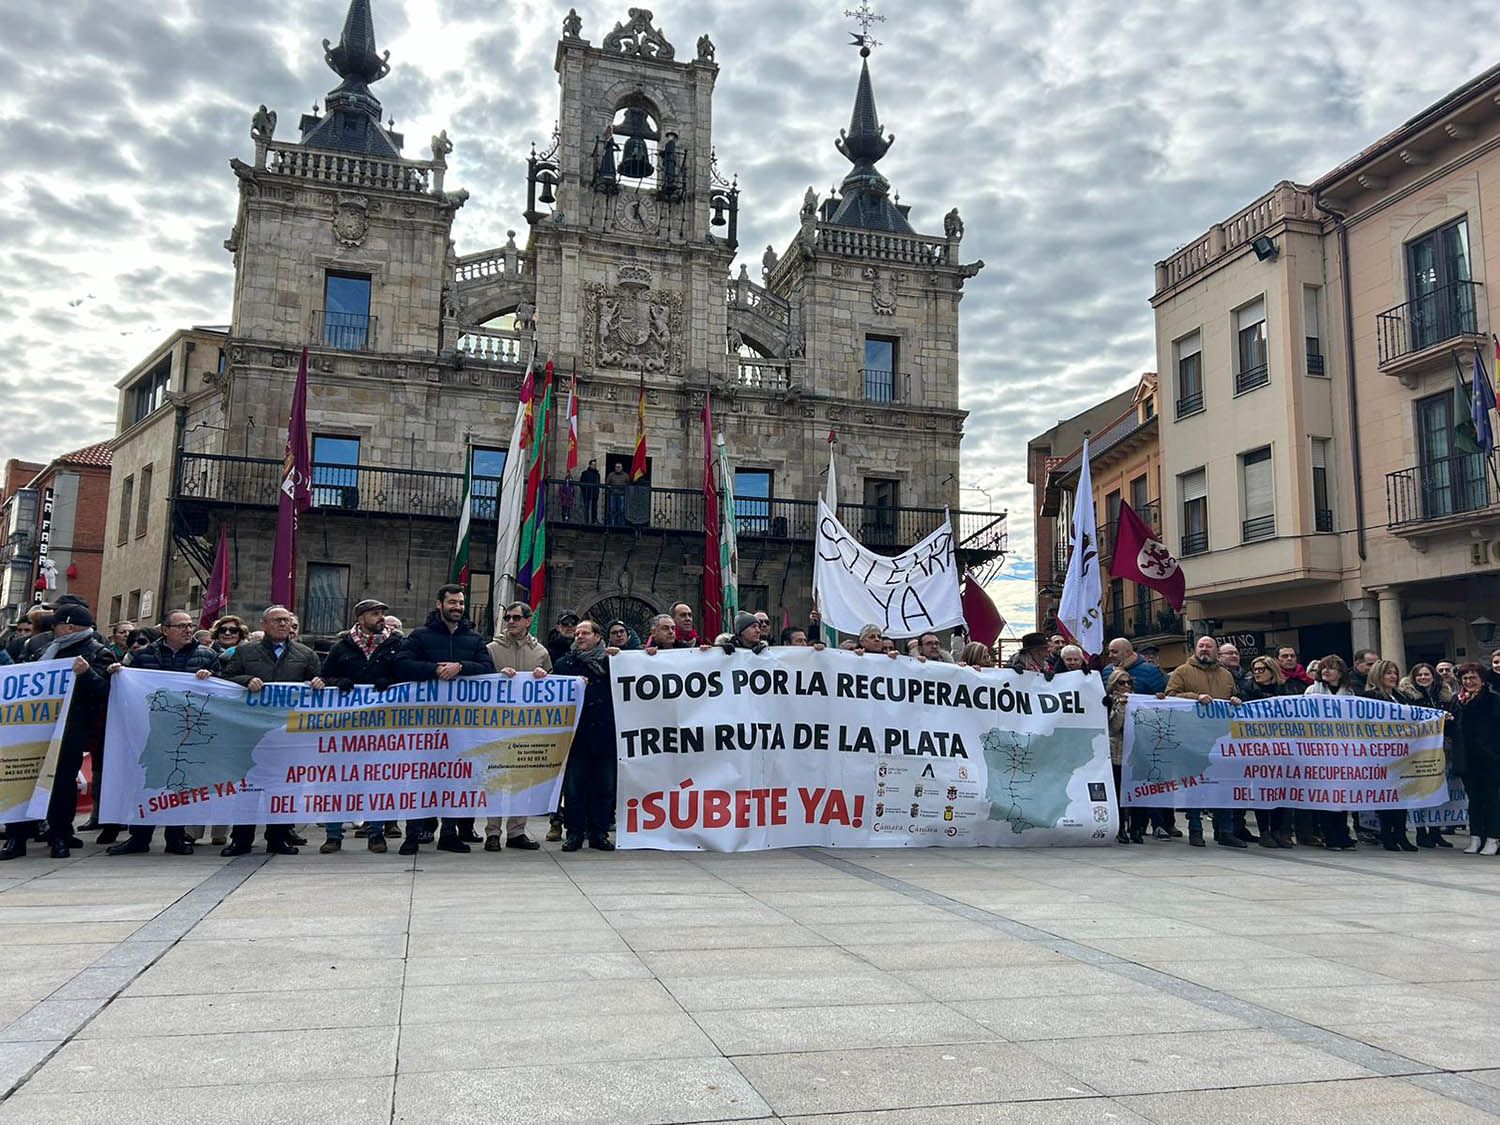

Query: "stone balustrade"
<box><xmin>263</xmin><ymin>142</ymin><xmax>436</xmax><ymax>194</ymax></box>
<box><xmin>455</xmin><ymin>326</ymin><xmax>529</xmax><ymax>365</ymax></box>
<box><xmin>1156</xmin><ymin>181</ymin><xmax>1317</xmax><ymax>291</ymax></box>
<box><xmin>811</xmin><ymin>225</ymin><xmax>950</xmax><ymax>265</ymax></box>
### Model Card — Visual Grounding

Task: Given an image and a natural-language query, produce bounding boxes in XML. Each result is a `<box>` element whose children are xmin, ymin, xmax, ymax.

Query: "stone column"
<box><xmin>1345</xmin><ymin>595</ymin><xmax>1378</xmax><ymax>657</ymax></box>
<box><xmin>1373</xmin><ymin>588</ymin><xmax>1406</xmax><ymax>664</ymax></box>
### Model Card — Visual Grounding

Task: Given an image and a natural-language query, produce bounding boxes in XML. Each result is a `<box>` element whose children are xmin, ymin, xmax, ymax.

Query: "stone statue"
<box><xmin>603</xmin><ymin>8</ymin><xmax>675</xmax><ymax>59</ymax></box>
<box><xmin>562</xmin><ymin>8</ymin><xmax>582</xmax><ymax>38</ymax></box>
<box><xmin>514</xmin><ymin>300</ymin><xmax>536</xmax><ymax>331</ymax></box>
<box><xmin>726</xmin><ymin>327</ymin><xmax>744</xmax><ymax>353</ymax></box>
<box><xmin>944</xmin><ymin>207</ymin><xmax>964</xmax><ymax>240</ymax></box>
<box><xmin>801</xmin><ymin>186</ymin><xmax>819</xmax><ymax>221</ymax></box>
<box><xmin>660</xmin><ymin>132</ymin><xmax>679</xmax><ymax>197</ymax></box>
<box><xmin>251</xmin><ymin>104</ymin><xmax>277</xmax><ymax>143</ymax></box>
<box><xmin>761</xmin><ymin>244</ymin><xmax>779</xmax><ymax>280</ymax></box>
<box><xmin>430</xmin><ymin>129</ymin><xmax>453</xmax><ymax>162</ymax></box>
<box><xmin>696</xmin><ymin>33</ymin><xmax>715</xmax><ymax>62</ymax></box>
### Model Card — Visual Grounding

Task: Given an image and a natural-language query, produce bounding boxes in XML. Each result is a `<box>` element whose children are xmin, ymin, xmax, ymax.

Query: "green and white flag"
<box><xmin>450</xmin><ymin>452</ymin><xmax>472</xmax><ymax>586</ymax></box>
<box><xmin>717</xmin><ymin>431</ymin><xmax>739</xmax><ymax>620</ymax></box>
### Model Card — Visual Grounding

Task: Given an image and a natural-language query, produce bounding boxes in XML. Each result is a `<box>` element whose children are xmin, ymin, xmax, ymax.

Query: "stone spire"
<box><xmin>828</xmin><ymin>49</ymin><xmax>912</xmax><ymax>233</ymax></box>
<box><xmin>299</xmin><ymin>0</ymin><xmax>403</xmax><ymax>157</ymax></box>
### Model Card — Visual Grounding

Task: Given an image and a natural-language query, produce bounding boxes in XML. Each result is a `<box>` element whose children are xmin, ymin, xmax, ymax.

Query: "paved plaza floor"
<box><xmin>1</xmin><ymin>833</ymin><xmax>1498</xmax><ymax>1122</ymax></box>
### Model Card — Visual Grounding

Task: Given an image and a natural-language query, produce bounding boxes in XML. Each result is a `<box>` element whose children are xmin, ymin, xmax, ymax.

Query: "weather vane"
<box><xmin>844</xmin><ymin>2</ymin><xmax>884</xmax><ymax>54</ymax></box>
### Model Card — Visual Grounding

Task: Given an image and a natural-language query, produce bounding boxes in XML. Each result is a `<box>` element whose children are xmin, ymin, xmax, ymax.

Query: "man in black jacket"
<box><xmin>1</xmin><ymin>604</ymin><xmax>115</xmax><ymax>860</ymax></box>
<box><xmin>106</xmin><ymin>610</ymin><xmax>220</xmax><ymax>857</ymax></box>
<box><xmin>393</xmin><ymin>584</ymin><xmax>495</xmax><ymax>855</ymax></box>
<box><xmin>321</xmin><ymin>598</ymin><xmax>403</xmax><ymax>853</ymax></box>
<box><xmin>554</xmin><ymin>620</ymin><xmax>619</xmax><ymax>853</ymax></box>
<box><xmin>219</xmin><ymin>605</ymin><xmax>325</xmax><ymax>856</ymax></box>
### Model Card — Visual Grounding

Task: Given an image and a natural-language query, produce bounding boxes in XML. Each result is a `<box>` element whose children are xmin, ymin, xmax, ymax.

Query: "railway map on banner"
<box><xmin>611</xmin><ymin>648</ymin><xmax>1115</xmax><ymax>851</ymax></box>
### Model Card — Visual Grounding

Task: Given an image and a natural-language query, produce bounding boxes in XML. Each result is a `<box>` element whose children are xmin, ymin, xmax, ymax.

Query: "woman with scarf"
<box><xmin>1304</xmin><ymin>654</ymin><xmax>1358</xmax><ymax>849</ymax></box>
<box><xmin>1400</xmin><ymin>663</ymin><xmax>1456</xmax><ymax>848</ymax></box>
<box><xmin>1363</xmin><ymin>659</ymin><xmax>1418</xmax><ymax>852</ymax></box>
<box><xmin>553</xmin><ymin>620</ymin><xmax>621</xmax><ymax>852</ymax></box>
<box><xmin>1240</xmin><ymin>656</ymin><xmax>1297</xmax><ymax>847</ymax></box>
<box><xmin>1450</xmin><ymin>663</ymin><xmax>1500</xmax><ymax>856</ymax></box>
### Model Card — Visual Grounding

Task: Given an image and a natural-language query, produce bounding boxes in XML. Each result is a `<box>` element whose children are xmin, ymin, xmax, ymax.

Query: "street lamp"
<box><xmin>1471</xmin><ymin>616</ymin><xmax>1499</xmax><ymax>645</ymax></box>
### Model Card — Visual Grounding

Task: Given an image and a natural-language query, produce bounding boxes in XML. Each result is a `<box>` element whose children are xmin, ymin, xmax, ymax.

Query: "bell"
<box><xmin>538</xmin><ymin>173</ymin><xmax>556</xmax><ymax>205</ymax></box>
<box><xmin>618</xmin><ymin>107</ymin><xmax>655</xmax><ymax>179</ymax></box>
<box><xmin>711</xmin><ymin>195</ymin><xmax>727</xmax><ymax>227</ymax></box>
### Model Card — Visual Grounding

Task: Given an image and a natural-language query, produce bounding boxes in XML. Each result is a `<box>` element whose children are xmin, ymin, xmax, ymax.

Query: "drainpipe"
<box><xmin>1313</xmin><ymin>192</ymin><xmax>1366</xmax><ymax>561</ymax></box>
<box><xmin>157</xmin><ymin>346</ymin><xmax>192</xmax><ymax>617</ymax></box>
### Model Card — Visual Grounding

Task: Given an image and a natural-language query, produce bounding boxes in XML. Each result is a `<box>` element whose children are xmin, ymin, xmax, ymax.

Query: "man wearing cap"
<box><xmin>546</xmin><ymin>609</ymin><xmax>580</xmax><ymax>664</ymax></box>
<box><xmin>218</xmin><ymin>605</ymin><xmax>325</xmax><ymax>856</ymax></box>
<box><xmin>104</xmin><ymin>610</ymin><xmax>220</xmax><ymax>856</ymax></box>
<box><xmin>483</xmin><ymin>601</ymin><xmax>551</xmax><ymax>853</ymax></box>
<box><xmin>1009</xmin><ymin>632</ymin><xmax>1052</xmax><ymax>673</ymax></box>
<box><xmin>717</xmin><ymin>611</ymin><xmax>770</xmax><ymax>654</ymax></box>
<box><xmin>2</xmin><ymin>604</ymin><xmax>115</xmax><ymax>860</ymax></box>
<box><xmin>319</xmin><ymin>598</ymin><xmax>404</xmax><ymax>853</ymax></box>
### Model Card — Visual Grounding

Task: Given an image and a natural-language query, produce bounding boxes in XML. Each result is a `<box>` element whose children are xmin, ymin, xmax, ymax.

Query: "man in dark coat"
<box><xmin>392</xmin><ymin>584</ymin><xmax>496</xmax><ymax>855</ymax></box>
<box><xmin>579</xmin><ymin>458</ymin><xmax>601</xmax><ymax>523</ymax></box>
<box><xmin>106</xmin><ymin>610</ymin><xmax>221</xmax><ymax>856</ymax></box>
<box><xmin>1</xmin><ymin>603</ymin><xmax>115</xmax><ymax>860</ymax></box>
<box><xmin>553</xmin><ymin>620</ymin><xmax>619</xmax><ymax>852</ymax></box>
<box><xmin>218</xmin><ymin>605</ymin><xmax>324</xmax><ymax>856</ymax></box>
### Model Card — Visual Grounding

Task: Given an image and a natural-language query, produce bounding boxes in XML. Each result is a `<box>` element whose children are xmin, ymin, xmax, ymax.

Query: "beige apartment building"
<box><xmin>1151</xmin><ymin>66</ymin><xmax>1500</xmax><ymax>666</ymax></box>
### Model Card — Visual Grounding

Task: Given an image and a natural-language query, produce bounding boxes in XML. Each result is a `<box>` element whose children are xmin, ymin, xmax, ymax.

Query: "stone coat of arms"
<box><xmin>333</xmin><ymin>195</ymin><xmax>369</xmax><ymax>246</ymax></box>
<box><xmin>582</xmin><ymin>272</ymin><xmax>682</xmax><ymax>373</ymax></box>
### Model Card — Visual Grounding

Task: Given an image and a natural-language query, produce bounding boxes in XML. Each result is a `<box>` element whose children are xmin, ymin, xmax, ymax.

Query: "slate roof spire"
<box><xmin>299</xmin><ymin>0</ymin><xmax>402</xmax><ymax>157</ymax></box>
<box><xmin>829</xmin><ymin>46</ymin><xmax>912</xmax><ymax>233</ymax></box>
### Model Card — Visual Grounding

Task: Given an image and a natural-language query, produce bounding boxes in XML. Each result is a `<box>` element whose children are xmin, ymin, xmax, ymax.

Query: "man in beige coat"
<box><xmin>484</xmin><ymin>601</ymin><xmax>552</xmax><ymax>851</ymax></box>
<box><xmin>1164</xmin><ymin>634</ymin><xmax>1245</xmax><ymax>850</ymax></box>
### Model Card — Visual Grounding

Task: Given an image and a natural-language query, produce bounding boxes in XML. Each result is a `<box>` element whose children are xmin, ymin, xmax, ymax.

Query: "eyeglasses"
<box><xmin>165</xmin><ymin>622</ymin><xmax>194</xmax><ymax>630</ymax></box>
<box><xmin>217</xmin><ymin>627</ymin><xmax>241</xmax><ymax>635</ymax></box>
<box><xmin>503</xmin><ymin>613</ymin><xmax>528</xmax><ymax>622</ymax></box>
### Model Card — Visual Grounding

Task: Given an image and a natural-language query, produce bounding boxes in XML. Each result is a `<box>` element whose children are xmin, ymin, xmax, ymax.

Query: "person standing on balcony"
<box><xmin>580</xmin><ymin>459</ymin><xmax>601</xmax><ymax>523</ymax></box>
<box><xmin>219</xmin><ymin>605</ymin><xmax>324</xmax><ymax>857</ymax></box>
<box><xmin>483</xmin><ymin>601</ymin><xmax>550</xmax><ymax>854</ymax></box>
<box><xmin>559</xmin><ymin>472</ymin><xmax>577</xmax><ymax>521</ymax></box>
<box><xmin>392</xmin><ymin>584</ymin><xmax>496</xmax><ymax>855</ymax></box>
<box><xmin>320</xmin><ymin>599</ymin><xmax>403</xmax><ymax>854</ymax></box>
<box><xmin>605</xmin><ymin>460</ymin><xmax>631</xmax><ymax>525</ymax></box>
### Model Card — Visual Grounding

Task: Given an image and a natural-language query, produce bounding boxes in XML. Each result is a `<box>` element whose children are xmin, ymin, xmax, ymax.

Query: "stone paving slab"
<box><xmin>1</xmin><ymin>835</ymin><xmax>1499</xmax><ymax>1121</ymax></box>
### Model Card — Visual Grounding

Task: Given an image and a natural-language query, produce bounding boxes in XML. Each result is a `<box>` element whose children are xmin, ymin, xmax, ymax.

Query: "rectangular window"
<box><xmin>1107</xmin><ymin>577</ymin><xmax>1125</xmax><ymax>638</ymax></box>
<box><xmin>1407</xmin><ymin>218</ymin><xmax>1474</xmax><ymax>352</ymax></box>
<box><xmin>129</xmin><ymin>356</ymin><xmax>172</xmax><ymax>426</ymax></box>
<box><xmin>862</xmin><ymin>477</ymin><xmax>900</xmax><ymax>545</ymax></box>
<box><xmin>739</xmin><ymin>584</ymin><xmax>770</xmax><ymax>618</ymax></box>
<box><xmin>303</xmin><ymin>563</ymin><xmax>350</xmax><ymax>637</ymax></box>
<box><xmin>864</xmin><ymin>336</ymin><xmax>898</xmax><ymax>403</ymax></box>
<box><xmin>135</xmin><ymin>464</ymin><xmax>152</xmax><ymax>538</ymax></box>
<box><xmin>734</xmin><ymin>469</ymin><xmax>772</xmax><ymax>535</ymax></box>
<box><xmin>1303</xmin><ymin>286</ymin><xmax>1325</xmax><ymax>376</ymax></box>
<box><xmin>126</xmin><ymin>589</ymin><xmax>142</xmax><ymax>621</ymax></box>
<box><xmin>468</xmin><ymin>570</ymin><xmax>493</xmax><ymax>634</ymax></box>
<box><xmin>323</xmin><ymin>271</ymin><xmax>372</xmax><ymax>349</ymax></box>
<box><xmin>1414</xmin><ymin>389</ymin><xmax>1486</xmax><ymax>518</ymax></box>
<box><xmin>312</xmin><ymin>435</ymin><xmax>361</xmax><ymax>509</ymax></box>
<box><xmin>116</xmin><ymin>475</ymin><xmax>134</xmax><ymax>546</ymax></box>
<box><xmin>1129</xmin><ymin>474</ymin><xmax>1149</xmax><ymax>513</ymax></box>
<box><xmin>1180</xmin><ymin>468</ymin><xmax>1208</xmax><ymax>556</ymax></box>
<box><xmin>1234</xmin><ymin>298</ymin><xmax>1268</xmax><ymax>394</ymax></box>
<box><xmin>1240</xmin><ymin>446</ymin><xmax>1275</xmax><ymax>541</ymax></box>
<box><xmin>109</xmin><ymin>595</ymin><xmax>123</xmax><ymax>629</ymax></box>
<box><xmin>1104</xmin><ymin>489</ymin><xmax>1121</xmax><ymax>557</ymax></box>
<box><xmin>471</xmin><ymin>447</ymin><xmax>506</xmax><ymax>520</ymax></box>
<box><xmin>1174</xmin><ymin>330</ymin><xmax>1203</xmax><ymax>417</ymax></box>
<box><xmin>1311</xmin><ymin>438</ymin><xmax>1333</xmax><ymax>533</ymax></box>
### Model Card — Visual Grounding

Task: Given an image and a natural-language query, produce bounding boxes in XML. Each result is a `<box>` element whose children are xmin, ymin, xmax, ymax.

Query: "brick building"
<box><xmin>1</xmin><ymin>445</ymin><xmax>113</xmax><ymax>623</ymax></box>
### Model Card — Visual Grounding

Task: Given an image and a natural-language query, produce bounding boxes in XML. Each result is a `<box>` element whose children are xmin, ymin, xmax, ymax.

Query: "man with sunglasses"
<box><xmin>106</xmin><ymin>611</ymin><xmax>220</xmax><ymax>856</ymax></box>
<box><xmin>482</xmin><ymin>602</ymin><xmax>552</xmax><ymax>853</ymax></box>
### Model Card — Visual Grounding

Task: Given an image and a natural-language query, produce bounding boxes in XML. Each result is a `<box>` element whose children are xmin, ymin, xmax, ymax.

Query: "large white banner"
<box><xmin>1122</xmin><ymin>694</ymin><xmax>1449</xmax><ymax>810</ymax></box>
<box><xmin>100</xmin><ymin>670</ymin><xmax>581</xmax><ymax>824</ymax></box>
<box><xmin>1</xmin><ymin>660</ymin><xmax>76</xmax><ymax>822</ymax></box>
<box><xmin>612</xmin><ymin>648</ymin><xmax>1114</xmax><ymax>850</ymax></box>
<box><xmin>814</xmin><ymin>499</ymin><xmax>962</xmax><ymax>639</ymax></box>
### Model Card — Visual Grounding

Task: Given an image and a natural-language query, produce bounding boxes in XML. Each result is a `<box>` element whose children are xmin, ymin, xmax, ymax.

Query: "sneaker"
<box><xmin>484</xmin><ymin>835</ymin><xmax>503</xmax><ymax>852</ymax></box>
<box><xmin>1153</xmin><ymin>826</ymin><xmax>1171</xmax><ymax>840</ymax></box>
<box><xmin>319</xmin><ymin>839</ymin><xmax>342</xmax><ymax>854</ymax></box>
<box><xmin>545</xmin><ymin>823</ymin><xmax>564</xmax><ymax>842</ymax></box>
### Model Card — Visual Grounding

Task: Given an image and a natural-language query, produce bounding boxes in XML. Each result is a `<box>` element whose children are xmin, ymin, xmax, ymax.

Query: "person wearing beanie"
<box><xmin>718</xmin><ymin>611</ymin><xmax>768</xmax><ymax>654</ymax></box>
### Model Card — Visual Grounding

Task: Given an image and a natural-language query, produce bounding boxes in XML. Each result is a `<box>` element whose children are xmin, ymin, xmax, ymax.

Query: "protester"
<box><xmin>1277</xmin><ymin>645</ymin><xmax>1314</xmax><ymax>689</ymax></box>
<box><xmin>210</xmin><ymin>616</ymin><xmax>247</xmax><ymax>655</ymax></box>
<box><xmin>2</xmin><ymin>604</ymin><xmax>114</xmax><ymax>861</ymax></box>
<box><xmin>219</xmin><ymin>605</ymin><xmax>325</xmax><ymax>856</ymax></box>
<box><xmin>393</xmin><ymin>584</ymin><xmax>496</xmax><ymax>854</ymax></box>
<box><xmin>754</xmin><ymin>611</ymin><xmax>773</xmax><ymax>643</ymax></box>
<box><xmin>960</xmin><ymin>641</ymin><xmax>995</xmax><ymax>668</ymax></box>
<box><xmin>1436</xmin><ymin>660</ymin><xmax>1458</xmax><ymax>696</ymax></box>
<box><xmin>1490</xmin><ymin>648</ymin><xmax>1500</xmax><ymax>685</ymax></box>
<box><xmin>1058</xmin><ymin>644</ymin><xmax>1087</xmax><ymax>672</ymax></box>
<box><xmin>1451</xmin><ymin>663</ymin><xmax>1500</xmax><ymax>856</ymax></box>
<box><xmin>1104</xmin><ymin>637</ymin><xmax>1166</xmax><ymax>694</ymax></box>
<box><xmin>546</xmin><ymin>610</ymin><xmax>580</xmax><ymax>664</ymax></box>
<box><xmin>1304</xmin><ymin>654</ymin><xmax>1358</xmax><ymax>849</ymax></box>
<box><xmin>553</xmin><ymin>621</ymin><xmax>618</xmax><ymax>852</ymax></box>
<box><xmin>1106</xmin><ymin>669</ymin><xmax>1146</xmax><ymax>844</ymax></box>
<box><xmin>106</xmin><ymin>611</ymin><xmax>220</xmax><ymax>857</ymax></box>
<box><xmin>917</xmin><ymin>632</ymin><xmax>952</xmax><ymax>663</ymax></box>
<box><xmin>1216</xmin><ymin>644</ymin><xmax>1254</xmax><ymax>698</ymax></box>
<box><xmin>1349</xmin><ymin>648</ymin><xmax>1379</xmax><ymax>693</ymax></box>
<box><xmin>482</xmin><ymin>601</ymin><xmax>550</xmax><ymax>853</ymax></box>
<box><xmin>780</xmin><ymin>626</ymin><xmax>809</xmax><ymax>647</ymax></box>
<box><xmin>607</xmin><ymin>619</ymin><xmax>643</xmax><ymax>651</ymax></box>
<box><xmin>1400</xmin><ymin>663</ymin><xmax>1456</xmax><ymax>849</ymax></box>
<box><xmin>1009</xmin><ymin>632</ymin><xmax>1050</xmax><ymax>673</ymax></box>
<box><xmin>320</xmin><ymin>599</ymin><xmax>403</xmax><ymax>853</ymax></box>
<box><xmin>1164</xmin><ymin>635</ymin><xmax>1246</xmax><ymax>848</ymax></box>
<box><xmin>718</xmin><ymin>611</ymin><xmax>769</xmax><ymax>654</ymax></box>
<box><xmin>647</xmin><ymin>614</ymin><xmax>679</xmax><ymax>651</ymax></box>
<box><xmin>1362</xmin><ymin>659</ymin><xmax>1417</xmax><ymax>852</ymax></box>
<box><xmin>855</xmin><ymin>623</ymin><xmax>898</xmax><ymax>659</ymax></box>
<box><xmin>671</xmin><ymin>602</ymin><xmax>699</xmax><ymax>646</ymax></box>
<box><xmin>1237</xmin><ymin>655</ymin><xmax>1296</xmax><ymax>848</ymax></box>
<box><xmin>108</xmin><ymin>621</ymin><xmax>134</xmax><ymax>659</ymax></box>
<box><xmin>124</xmin><ymin>628</ymin><xmax>153</xmax><ymax>655</ymax></box>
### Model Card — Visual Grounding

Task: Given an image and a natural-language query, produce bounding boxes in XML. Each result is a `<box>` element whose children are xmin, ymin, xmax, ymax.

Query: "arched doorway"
<box><xmin>583</xmin><ymin>595</ymin><xmax>659</xmax><ymax>647</ymax></box>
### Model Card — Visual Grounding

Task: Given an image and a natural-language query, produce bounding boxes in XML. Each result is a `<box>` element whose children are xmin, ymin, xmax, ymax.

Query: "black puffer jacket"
<box><xmin>125</xmin><ymin>638</ymin><xmax>221</xmax><ymax>675</ymax></box>
<box><xmin>553</xmin><ymin>648</ymin><xmax>615</xmax><ymax>757</ymax></box>
<box><xmin>393</xmin><ymin>611</ymin><xmax>495</xmax><ymax>683</ymax></box>
<box><xmin>323</xmin><ymin>630</ymin><xmax>404</xmax><ymax>690</ymax></box>
<box><xmin>1449</xmin><ymin>687</ymin><xmax>1500</xmax><ymax>774</ymax></box>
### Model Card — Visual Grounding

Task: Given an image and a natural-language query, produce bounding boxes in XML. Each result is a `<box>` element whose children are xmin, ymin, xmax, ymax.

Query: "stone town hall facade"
<box><xmin>98</xmin><ymin>1</ymin><xmax>1001</xmax><ymax>640</ymax></box>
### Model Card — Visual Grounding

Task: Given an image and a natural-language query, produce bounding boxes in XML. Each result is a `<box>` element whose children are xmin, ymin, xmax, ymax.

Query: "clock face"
<box><xmin>616</xmin><ymin>195</ymin><xmax>660</xmax><ymax>234</ymax></box>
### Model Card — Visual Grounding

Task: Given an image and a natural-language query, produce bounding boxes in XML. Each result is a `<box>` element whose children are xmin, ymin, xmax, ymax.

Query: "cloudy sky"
<box><xmin>0</xmin><ymin>0</ymin><xmax>1491</xmax><ymax>631</ymax></box>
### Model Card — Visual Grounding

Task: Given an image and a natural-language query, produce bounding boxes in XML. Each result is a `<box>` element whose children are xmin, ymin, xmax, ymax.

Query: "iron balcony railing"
<box><xmin>1386</xmin><ymin>452</ymin><xmax>1495</xmax><ymax>528</ymax></box>
<box><xmin>1101</xmin><ymin>500</ymin><xmax>1161</xmax><ymax>560</ymax></box>
<box><xmin>1104</xmin><ymin>596</ymin><xmax>1184</xmax><ymax>642</ymax></box>
<box><xmin>1175</xmin><ymin>391</ymin><xmax>1204</xmax><ymax>418</ymax></box>
<box><xmin>1376</xmin><ymin>280</ymin><xmax>1481</xmax><ymax>366</ymax></box>
<box><xmin>176</xmin><ymin>454</ymin><xmax>1006</xmax><ymax>554</ymax></box>
<box><xmin>1315</xmin><ymin>507</ymin><xmax>1334</xmax><ymax>533</ymax></box>
<box><xmin>312</xmin><ymin>309</ymin><xmax>378</xmax><ymax>351</ymax></box>
<box><xmin>1234</xmin><ymin>363</ymin><xmax>1269</xmax><ymax>395</ymax></box>
<box><xmin>1242</xmin><ymin>514</ymin><xmax>1276</xmax><ymax>542</ymax></box>
<box><xmin>1181</xmin><ymin>529</ymin><xmax>1209</xmax><ymax>556</ymax></box>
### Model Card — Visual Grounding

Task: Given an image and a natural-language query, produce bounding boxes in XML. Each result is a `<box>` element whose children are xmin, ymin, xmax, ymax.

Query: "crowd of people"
<box><xmin>2</xmin><ymin>592</ymin><xmax>1496</xmax><ymax>862</ymax></box>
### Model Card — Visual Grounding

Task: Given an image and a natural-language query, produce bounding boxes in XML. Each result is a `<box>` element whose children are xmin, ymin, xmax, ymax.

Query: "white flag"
<box><xmin>493</xmin><ymin>344</ymin><xmax>537</xmax><ymax>609</ymax></box>
<box><xmin>1057</xmin><ymin>436</ymin><xmax>1104</xmax><ymax>657</ymax></box>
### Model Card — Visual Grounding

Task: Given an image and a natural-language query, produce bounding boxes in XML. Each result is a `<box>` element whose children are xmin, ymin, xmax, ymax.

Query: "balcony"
<box><xmin>1315</xmin><ymin>507</ymin><xmax>1334</xmax><ymax>533</ymax></box>
<box><xmin>175</xmin><ymin>454</ymin><xmax>1007</xmax><ymax>559</ymax></box>
<box><xmin>1181</xmin><ymin>529</ymin><xmax>1209</xmax><ymax>557</ymax></box>
<box><xmin>1241</xmin><ymin>514</ymin><xmax>1276</xmax><ymax>542</ymax></box>
<box><xmin>1386</xmin><ymin>452</ymin><xmax>1497</xmax><ymax>531</ymax></box>
<box><xmin>1234</xmin><ymin>363</ymin><xmax>1269</xmax><ymax>395</ymax></box>
<box><xmin>862</xmin><ymin>367</ymin><xmax>897</xmax><ymax>403</ymax></box>
<box><xmin>312</xmin><ymin>309</ymin><xmax>377</xmax><ymax>351</ymax></box>
<box><xmin>736</xmin><ymin>358</ymin><xmax>793</xmax><ymax>391</ymax></box>
<box><xmin>1105</xmin><ymin>596</ymin><xmax>1184</xmax><ymax>643</ymax></box>
<box><xmin>455</xmin><ymin>326</ymin><xmax>529</xmax><ymax>366</ymax></box>
<box><xmin>1175</xmin><ymin>391</ymin><xmax>1204</xmax><ymax>419</ymax></box>
<box><xmin>1376</xmin><ymin>280</ymin><xmax>1483</xmax><ymax>373</ymax></box>
<box><xmin>1102</xmin><ymin>501</ymin><xmax>1161</xmax><ymax>561</ymax></box>
<box><xmin>1306</xmin><ymin>348</ymin><xmax>1326</xmax><ymax>377</ymax></box>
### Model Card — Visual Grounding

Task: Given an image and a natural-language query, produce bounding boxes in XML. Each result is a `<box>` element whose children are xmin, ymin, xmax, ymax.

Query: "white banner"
<box><xmin>814</xmin><ymin>499</ymin><xmax>962</xmax><ymax>639</ymax></box>
<box><xmin>612</xmin><ymin>648</ymin><xmax>1114</xmax><ymax>851</ymax></box>
<box><xmin>100</xmin><ymin>670</ymin><xmax>582</xmax><ymax>824</ymax></box>
<box><xmin>2</xmin><ymin>660</ymin><xmax>76</xmax><ymax>822</ymax></box>
<box><xmin>1122</xmin><ymin>694</ymin><xmax>1449</xmax><ymax>810</ymax></box>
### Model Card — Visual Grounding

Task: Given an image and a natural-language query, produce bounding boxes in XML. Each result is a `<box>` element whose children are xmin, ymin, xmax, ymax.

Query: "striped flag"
<box><xmin>631</xmin><ymin>369</ymin><xmax>648</xmax><ymax>481</ymax></box>
<box><xmin>717</xmin><ymin>431</ymin><xmax>739</xmax><ymax>620</ymax></box>
<box><xmin>565</xmin><ymin>364</ymin><xmax>580</xmax><ymax>475</ymax></box>
<box><xmin>493</xmin><ymin>346</ymin><xmax>536</xmax><ymax>608</ymax></box>
<box><xmin>701</xmin><ymin>385</ymin><xmax>722</xmax><ymax>639</ymax></box>
<box><xmin>517</xmin><ymin>361</ymin><xmax>554</xmax><ymax>604</ymax></box>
